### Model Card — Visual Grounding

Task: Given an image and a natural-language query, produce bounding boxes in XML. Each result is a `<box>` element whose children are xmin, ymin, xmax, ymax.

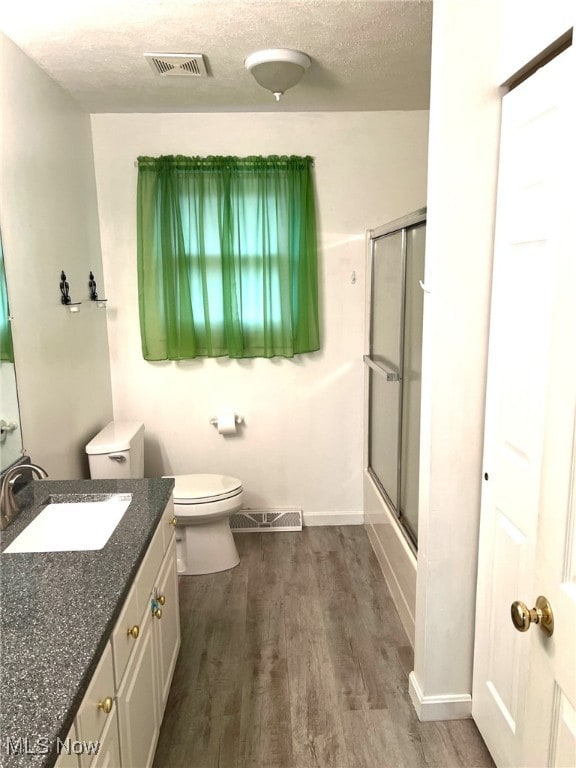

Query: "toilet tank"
<box><xmin>86</xmin><ymin>421</ymin><xmax>145</xmax><ymax>479</ymax></box>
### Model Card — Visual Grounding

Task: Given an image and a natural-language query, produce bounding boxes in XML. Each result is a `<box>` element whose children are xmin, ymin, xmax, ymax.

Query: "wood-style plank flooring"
<box><xmin>153</xmin><ymin>527</ymin><xmax>495</xmax><ymax>768</ymax></box>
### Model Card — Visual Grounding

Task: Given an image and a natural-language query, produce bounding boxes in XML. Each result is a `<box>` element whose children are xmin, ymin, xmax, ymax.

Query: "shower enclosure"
<box><xmin>364</xmin><ymin>209</ymin><xmax>426</xmax><ymax>549</ymax></box>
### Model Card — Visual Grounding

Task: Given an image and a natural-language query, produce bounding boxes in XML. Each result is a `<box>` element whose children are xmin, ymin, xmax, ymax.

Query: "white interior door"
<box><xmin>472</xmin><ymin>45</ymin><xmax>576</xmax><ymax>768</ymax></box>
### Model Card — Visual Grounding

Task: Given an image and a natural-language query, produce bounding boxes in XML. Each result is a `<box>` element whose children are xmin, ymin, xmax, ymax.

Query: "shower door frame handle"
<box><xmin>362</xmin><ymin>355</ymin><xmax>401</xmax><ymax>382</ymax></box>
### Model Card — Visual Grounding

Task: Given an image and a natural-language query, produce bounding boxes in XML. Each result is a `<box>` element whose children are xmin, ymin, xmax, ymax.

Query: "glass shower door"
<box><xmin>399</xmin><ymin>223</ymin><xmax>425</xmax><ymax>541</ymax></box>
<box><xmin>368</xmin><ymin>231</ymin><xmax>404</xmax><ymax>511</ymax></box>
<box><xmin>365</xmin><ymin>211</ymin><xmax>426</xmax><ymax>548</ymax></box>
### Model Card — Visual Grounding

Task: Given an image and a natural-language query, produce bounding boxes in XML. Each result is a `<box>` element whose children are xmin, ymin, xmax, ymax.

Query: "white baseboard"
<box><xmin>303</xmin><ymin>510</ymin><xmax>365</xmax><ymax>526</ymax></box>
<box><xmin>409</xmin><ymin>672</ymin><xmax>472</xmax><ymax>721</ymax></box>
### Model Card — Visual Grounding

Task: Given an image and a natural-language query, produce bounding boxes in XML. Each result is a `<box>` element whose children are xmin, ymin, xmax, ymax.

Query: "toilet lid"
<box><xmin>170</xmin><ymin>474</ymin><xmax>242</xmax><ymax>504</ymax></box>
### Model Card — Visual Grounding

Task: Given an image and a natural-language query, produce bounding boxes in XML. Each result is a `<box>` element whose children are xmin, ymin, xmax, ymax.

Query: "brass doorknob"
<box><xmin>127</xmin><ymin>624</ymin><xmax>140</xmax><ymax>639</ymax></box>
<box><xmin>510</xmin><ymin>596</ymin><xmax>554</xmax><ymax>637</ymax></box>
<box><xmin>97</xmin><ymin>696</ymin><xmax>114</xmax><ymax>714</ymax></box>
<box><xmin>157</xmin><ymin>594</ymin><xmax>166</xmax><ymax>606</ymax></box>
<box><xmin>153</xmin><ymin>607</ymin><xmax>163</xmax><ymax>620</ymax></box>
<box><xmin>169</xmin><ymin>517</ymin><xmax>177</xmax><ymax>527</ymax></box>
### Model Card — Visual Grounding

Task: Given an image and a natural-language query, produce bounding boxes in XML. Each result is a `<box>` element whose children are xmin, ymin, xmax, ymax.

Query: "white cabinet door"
<box><xmin>75</xmin><ymin>643</ymin><xmax>117</xmax><ymax>768</ymax></box>
<box><xmin>473</xmin><ymin>45</ymin><xmax>576</xmax><ymax>767</ymax></box>
<box><xmin>116</xmin><ymin>607</ymin><xmax>159</xmax><ymax>768</ymax></box>
<box><xmin>153</xmin><ymin>537</ymin><xmax>181</xmax><ymax>717</ymax></box>
<box><xmin>90</xmin><ymin>708</ymin><xmax>121</xmax><ymax>768</ymax></box>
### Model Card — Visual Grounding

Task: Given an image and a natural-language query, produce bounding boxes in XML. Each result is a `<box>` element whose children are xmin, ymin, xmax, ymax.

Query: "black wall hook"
<box><xmin>88</xmin><ymin>270</ymin><xmax>107</xmax><ymax>305</ymax></box>
<box><xmin>60</xmin><ymin>270</ymin><xmax>81</xmax><ymax>309</ymax></box>
<box><xmin>88</xmin><ymin>271</ymin><xmax>98</xmax><ymax>301</ymax></box>
<box><xmin>60</xmin><ymin>270</ymin><xmax>71</xmax><ymax>305</ymax></box>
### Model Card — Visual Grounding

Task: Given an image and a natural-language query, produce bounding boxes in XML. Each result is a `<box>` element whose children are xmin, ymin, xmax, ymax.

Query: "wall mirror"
<box><xmin>0</xmin><ymin>230</ymin><xmax>24</xmax><ymax>471</ymax></box>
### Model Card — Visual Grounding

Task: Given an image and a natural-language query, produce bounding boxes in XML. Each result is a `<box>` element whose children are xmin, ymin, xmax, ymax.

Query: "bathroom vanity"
<box><xmin>0</xmin><ymin>478</ymin><xmax>180</xmax><ymax>768</ymax></box>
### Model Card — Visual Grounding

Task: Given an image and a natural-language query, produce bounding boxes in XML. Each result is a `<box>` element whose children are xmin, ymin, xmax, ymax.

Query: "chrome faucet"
<box><xmin>0</xmin><ymin>463</ymin><xmax>48</xmax><ymax>531</ymax></box>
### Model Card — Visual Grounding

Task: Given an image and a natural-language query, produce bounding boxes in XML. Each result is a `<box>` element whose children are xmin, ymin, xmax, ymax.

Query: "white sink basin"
<box><xmin>4</xmin><ymin>493</ymin><xmax>132</xmax><ymax>553</ymax></box>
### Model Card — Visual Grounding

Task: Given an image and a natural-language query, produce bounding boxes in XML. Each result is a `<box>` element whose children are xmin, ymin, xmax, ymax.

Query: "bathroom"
<box><xmin>1</xmin><ymin>2</ymin><xmax>574</xmax><ymax>767</ymax></box>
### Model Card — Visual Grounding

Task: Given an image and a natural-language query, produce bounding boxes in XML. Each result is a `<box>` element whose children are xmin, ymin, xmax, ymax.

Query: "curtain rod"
<box><xmin>134</xmin><ymin>156</ymin><xmax>315</xmax><ymax>167</ymax></box>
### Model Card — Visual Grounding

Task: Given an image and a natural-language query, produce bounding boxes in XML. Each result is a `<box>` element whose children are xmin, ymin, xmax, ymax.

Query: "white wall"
<box><xmin>409</xmin><ymin>0</ymin><xmax>502</xmax><ymax>720</ymax></box>
<box><xmin>91</xmin><ymin>111</ymin><xmax>428</xmax><ymax>519</ymax></box>
<box><xmin>0</xmin><ymin>33</ymin><xmax>113</xmax><ymax>478</ymax></box>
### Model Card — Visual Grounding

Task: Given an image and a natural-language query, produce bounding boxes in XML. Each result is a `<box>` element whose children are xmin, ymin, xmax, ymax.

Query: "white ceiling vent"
<box><xmin>145</xmin><ymin>53</ymin><xmax>207</xmax><ymax>77</ymax></box>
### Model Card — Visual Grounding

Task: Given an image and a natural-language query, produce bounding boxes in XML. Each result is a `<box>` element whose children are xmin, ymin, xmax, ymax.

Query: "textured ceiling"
<box><xmin>0</xmin><ymin>0</ymin><xmax>432</xmax><ymax>113</ymax></box>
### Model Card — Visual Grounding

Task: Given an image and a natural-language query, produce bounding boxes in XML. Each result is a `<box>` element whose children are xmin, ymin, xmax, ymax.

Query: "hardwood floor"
<box><xmin>153</xmin><ymin>527</ymin><xmax>495</xmax><ymax>768</ymax></box>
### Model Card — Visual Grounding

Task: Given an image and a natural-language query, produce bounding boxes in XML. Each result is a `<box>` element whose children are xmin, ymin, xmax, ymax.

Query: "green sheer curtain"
<box><xmin>0</xmin><ymin>233</ymin><xmax>14</xmax><ymax>363</ymax></box>
<box><xmin>137</xmin><ymin>155</ymin><xmax>320</xmax><ymax>360</ymax></box>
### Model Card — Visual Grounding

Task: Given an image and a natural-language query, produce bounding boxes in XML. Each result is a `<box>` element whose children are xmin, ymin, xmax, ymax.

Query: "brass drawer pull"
<box><xmin>97</xmin><ymin>696</ymin><xmax>113</xmax><ymax>714</ymax></box>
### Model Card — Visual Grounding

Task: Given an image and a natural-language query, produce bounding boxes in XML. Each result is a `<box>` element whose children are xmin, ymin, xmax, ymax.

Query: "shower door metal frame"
<box><xmin>364</xmin><ymin>208</ymin><xmax>426</xmax><ymax>552</ymax></box>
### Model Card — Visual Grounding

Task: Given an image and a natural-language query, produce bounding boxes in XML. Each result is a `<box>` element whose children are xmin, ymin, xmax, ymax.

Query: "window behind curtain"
<box><xmin>136</xmin><ymin>154</ymin><xmax>320</xmax><ymax>360</ymax></box>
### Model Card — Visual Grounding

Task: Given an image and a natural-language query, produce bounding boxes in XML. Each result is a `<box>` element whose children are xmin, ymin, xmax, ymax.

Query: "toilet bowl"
<box><xmin>85</xmin><ymin>421</ymin><xmax>243</xmax><ymax>575</ymax></box>
<box><xmin>169</xmin><ymin>473</ymin><xmax>243</xmax><ymax>575</ymax></box>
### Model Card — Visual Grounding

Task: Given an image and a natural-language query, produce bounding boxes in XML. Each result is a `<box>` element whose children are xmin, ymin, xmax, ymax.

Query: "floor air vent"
<box><xmin>230</xmin><ymin>508</ymin><xmax>302</xmax><ymax>532</ymax></box>
<box><xmin>145</xmin><ymin>53</ymin><xmax>207</xmax><ymax>77</ymax></box>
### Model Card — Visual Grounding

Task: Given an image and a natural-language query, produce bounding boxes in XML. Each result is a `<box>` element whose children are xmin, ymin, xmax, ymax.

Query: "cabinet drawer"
<box><xmin>135</xmin><ymin>522</ymin><xmax>164</xmax><ymax>612</ymax></box>
<box><xmin>111</xmin><ymin>579</ymin><xmax>140</xmax><ymax>687</ymax></box>
<box><xmin>75</xmin><ymin>642</ymin><xmax>115</xmax><ymax>750</ymax></box>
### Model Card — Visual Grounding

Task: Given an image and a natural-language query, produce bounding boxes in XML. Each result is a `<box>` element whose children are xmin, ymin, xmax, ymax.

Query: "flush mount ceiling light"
<box><xmin>245</xmin><ymin>49</ymin><xmax>311</xmax><ymax>101</ymax></box>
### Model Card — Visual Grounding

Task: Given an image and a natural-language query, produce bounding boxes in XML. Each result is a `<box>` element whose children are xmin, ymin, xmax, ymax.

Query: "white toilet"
<box><xmin>85</xmin><ymin>421</ymin><xmax>243</xmax><ymax>575</ymax></box>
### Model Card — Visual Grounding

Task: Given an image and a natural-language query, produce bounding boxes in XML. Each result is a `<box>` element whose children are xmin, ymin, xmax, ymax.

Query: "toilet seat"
<box><xmin>165</xmin><ymin>473</ymin><xmax>243</xmax><ymax>525</ymax></box>
<box><xmin>170</xmin><ymin>473</ymin><xmax>243</xmax><ymax>505</ymax></box>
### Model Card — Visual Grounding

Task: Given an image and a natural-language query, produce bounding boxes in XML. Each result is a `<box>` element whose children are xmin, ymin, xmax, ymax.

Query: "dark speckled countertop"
<box><xmin>0</xmin><ymin>477</ymin><xmax>174</xmax><ymax>768</ymax></box>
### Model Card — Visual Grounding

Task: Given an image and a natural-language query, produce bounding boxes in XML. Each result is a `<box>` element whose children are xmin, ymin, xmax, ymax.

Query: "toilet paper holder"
<box><xmin>209</xmin><ymin>414</ymin><xmax>244</xmax><ymax>427</ymax></box>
